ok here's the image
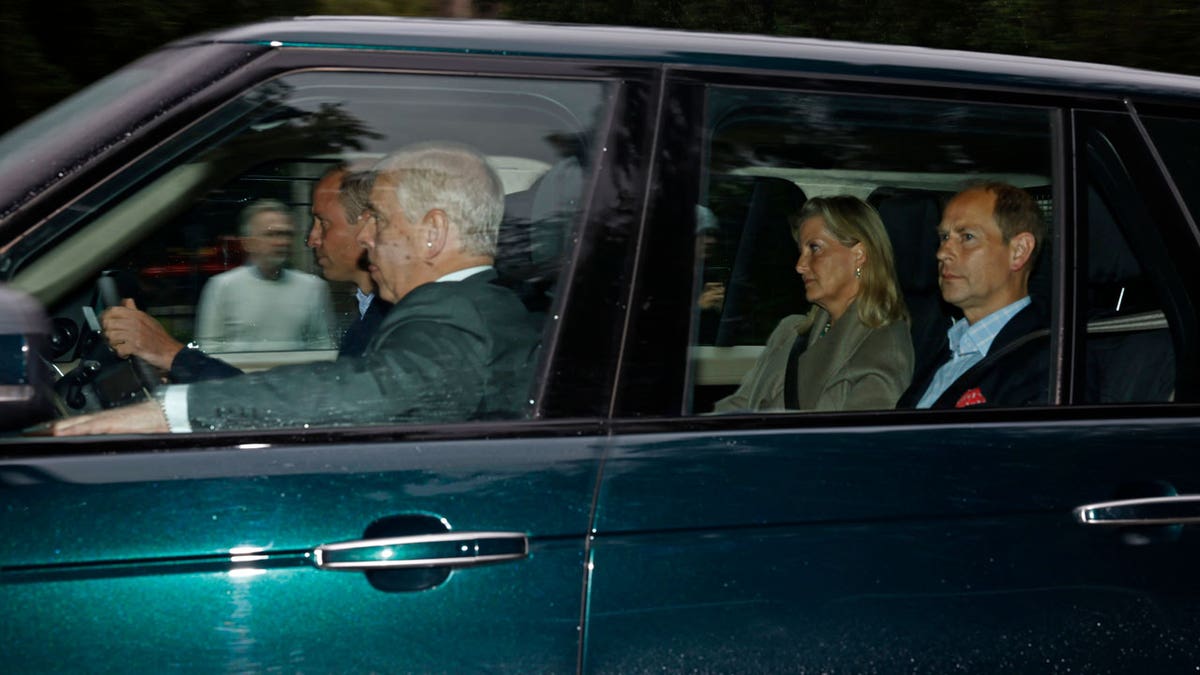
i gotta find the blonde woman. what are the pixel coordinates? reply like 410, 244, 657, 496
715, 195, 914, 412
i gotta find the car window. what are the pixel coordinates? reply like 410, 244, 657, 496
687, 87, 1055, 414
5, 70, 613, 432
1078, 114, 1199, 404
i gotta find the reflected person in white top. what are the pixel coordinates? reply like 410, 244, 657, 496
193, 199, 335, 353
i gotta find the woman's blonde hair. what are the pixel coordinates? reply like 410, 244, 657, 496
791, 195, 908, 328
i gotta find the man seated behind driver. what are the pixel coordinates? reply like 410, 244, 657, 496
897, 181, 1049, 409
54, 142, 542, 434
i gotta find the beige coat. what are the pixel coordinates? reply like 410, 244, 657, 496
714, 303, 914, 412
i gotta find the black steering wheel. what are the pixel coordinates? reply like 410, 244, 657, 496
96, 275, 161, 394
52, 274, 159, 412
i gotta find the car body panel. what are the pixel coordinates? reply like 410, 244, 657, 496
198, 18, 1200, 102
586, 417, 1200, 671
1, 433, 606, 672
2, 16, 1200, 674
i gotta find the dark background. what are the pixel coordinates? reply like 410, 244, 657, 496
5, 0, 1200, 134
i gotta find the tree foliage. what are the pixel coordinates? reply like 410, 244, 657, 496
503, 0, 1200, 78
5, 0, 1200, 134
0, 0, 436, 133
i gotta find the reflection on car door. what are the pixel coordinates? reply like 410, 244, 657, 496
1, 436, 602, 672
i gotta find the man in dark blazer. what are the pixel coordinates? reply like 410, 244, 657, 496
55, 142, 541, 434
898, 182, 1049, 409
101, 164, 391, 382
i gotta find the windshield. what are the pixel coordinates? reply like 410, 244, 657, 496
0, 43, 263, 222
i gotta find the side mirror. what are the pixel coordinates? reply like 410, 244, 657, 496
0, 285, 56, 432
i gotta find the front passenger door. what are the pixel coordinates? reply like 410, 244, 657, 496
0, 49, 654, 672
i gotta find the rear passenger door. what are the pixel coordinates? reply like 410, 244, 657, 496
583, 70, 1200, 672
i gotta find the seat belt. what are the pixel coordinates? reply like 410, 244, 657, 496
783, 333, 809, 410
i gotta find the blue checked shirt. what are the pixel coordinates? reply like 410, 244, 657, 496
916, 296, 1031, 409
355, 287, 375, 319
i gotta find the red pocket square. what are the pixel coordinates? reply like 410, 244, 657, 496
955, 387, 987, 408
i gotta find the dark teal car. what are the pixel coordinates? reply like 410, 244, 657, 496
3, 17, 1200, 672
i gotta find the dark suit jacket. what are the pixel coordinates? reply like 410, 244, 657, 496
182, 269, 541, 430
169, 295, 393, 383
898, 302, 1050, 409
337, 295, 392, 357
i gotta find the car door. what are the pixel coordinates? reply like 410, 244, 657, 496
583, 70, 1200, 672
0, 44, 656, 672
2, 435, 602, 672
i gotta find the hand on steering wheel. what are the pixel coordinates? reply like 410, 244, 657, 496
95, 276, 164, 395
101, 299, 185, 373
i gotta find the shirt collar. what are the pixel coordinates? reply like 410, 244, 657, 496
947, 296, 1031, 358
436, 265, 492, 283
354, 288, 375, 319
246, 263, 285, 281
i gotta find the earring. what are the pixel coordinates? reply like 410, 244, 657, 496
855, 267, 861, 278
427, 242, 433, 248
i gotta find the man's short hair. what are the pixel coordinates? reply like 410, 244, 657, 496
313, 161, 375, 226
968, 181, 1044, 256
317, 161, 349, 184
373, 142, 504, 258
238, 198, 292, 237
339, 170, 376, 225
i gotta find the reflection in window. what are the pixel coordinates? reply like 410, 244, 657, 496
12, 72, 612, 431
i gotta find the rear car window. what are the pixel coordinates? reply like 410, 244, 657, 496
688, 87, 1055, 414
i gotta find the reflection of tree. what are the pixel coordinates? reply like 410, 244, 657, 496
504, 0, 1200, 82
10, 1, 1200, 137
210, 82, 384, 162
708, 95, 1047, 175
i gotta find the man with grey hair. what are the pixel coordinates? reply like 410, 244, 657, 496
53, 142, 541, 434
194, 198, 335, 354
360, 142, 504, 304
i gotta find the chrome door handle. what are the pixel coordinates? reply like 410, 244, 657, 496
312, 531, 528, 571
1074, 495, 1200, 526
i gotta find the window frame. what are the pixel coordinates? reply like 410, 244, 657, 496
614, 66, 1163, 425
0, 48, 662, 453
1071, 107, 1200, 405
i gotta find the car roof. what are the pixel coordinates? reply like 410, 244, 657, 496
188, 16, 1200, 103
